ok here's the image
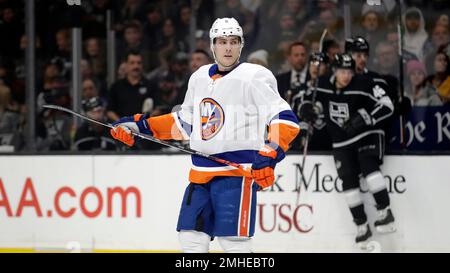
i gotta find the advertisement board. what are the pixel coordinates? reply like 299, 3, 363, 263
1, 154, 449, 252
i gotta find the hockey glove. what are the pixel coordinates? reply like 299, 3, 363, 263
343, 108, 373, 138
396, 97, 412, 116
251, 142, 285, 189
298, 121, 312, 139
110, 114, 153, 146
297, 101, 318, 124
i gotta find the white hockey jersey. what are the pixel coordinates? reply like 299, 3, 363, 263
145, 63, 300, 183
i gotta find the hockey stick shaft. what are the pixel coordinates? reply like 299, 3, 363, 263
397, 0, 406, 148
296, 29, 328, 205
43, 104, 252, 178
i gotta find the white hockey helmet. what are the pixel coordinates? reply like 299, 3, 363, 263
209, 17, 244, 45
209, 17, 244, 64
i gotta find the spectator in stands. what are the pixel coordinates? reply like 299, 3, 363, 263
74, 96, 118, 151
107, 50, 157, 121
80, 59, 93, 81
117, 20, 151, 72
285, 0, 310, 27
36, 86, 72, 151
265, 0, 309, 41
175, 4, 192, 52
435, 14, 449, 29
151, 72, 180, 117
215, 0, 255, 36
422, 50, 450, 105
194, 30, 210, 52
0, 5, 22, 59
143, 4, 163, 70
14, 34, 44, 106
143, 4, 163, 45
424, 24, 450, 73
247, 49, 269, 68
276, 42, 309, 103
83, 0, 118, 38
36, 62, 68, 113
321, 8, 343, 40
84, 37, 106, 79
405, 60, 429, 106
157, 18, 189, 68
270, 14, 299, 70
52, 29, 72, 79
118, 0, 146, 24
322, 39, 341, 63
190, 49, 212, 73
374, 41, 399, 76
403, 7, 428, 61
170, 52, 190, 92
117, 61, 127, 80
82, 78, 100, 101
355, 3, 387, 65
0, 84, 21, 151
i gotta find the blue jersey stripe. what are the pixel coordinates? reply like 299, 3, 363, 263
192, 150, 258, 167
271, 110, 299, 124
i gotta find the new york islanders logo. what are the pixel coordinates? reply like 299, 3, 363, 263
200, 98, 224, 140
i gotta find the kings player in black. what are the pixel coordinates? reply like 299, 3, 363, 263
299, 53, 397, 249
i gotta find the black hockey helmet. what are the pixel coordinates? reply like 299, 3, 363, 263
345, 36, 370, 54
82, 96, 104, 112
331, 53, 355, 71
309, 52, 328, 65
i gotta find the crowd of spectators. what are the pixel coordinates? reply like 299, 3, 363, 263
0, 0, 448, 152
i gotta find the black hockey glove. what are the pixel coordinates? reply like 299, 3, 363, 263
297, 102, 318, 123
396, 97, 412, 116
343, 109, 373, 138
298, 121, 312, 139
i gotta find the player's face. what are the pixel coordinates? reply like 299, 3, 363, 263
335, 69, 354, 89
309, 61, 327, 80
213, 36, 241, 69
352, 52, 368, 73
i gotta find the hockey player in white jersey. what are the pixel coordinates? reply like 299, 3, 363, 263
110, 18, 300, 253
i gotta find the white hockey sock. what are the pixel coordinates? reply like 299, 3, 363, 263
365, 171, 387, 194
218, 236, 252, 253
344, 188, 363, 208
178, 230, 211, 253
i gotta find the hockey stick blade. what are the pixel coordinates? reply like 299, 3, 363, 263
43, 104, 252, 178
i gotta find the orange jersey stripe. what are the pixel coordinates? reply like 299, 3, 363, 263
239, 177, 252, 237
268, 123, 300, 151
146, 113, 186, 140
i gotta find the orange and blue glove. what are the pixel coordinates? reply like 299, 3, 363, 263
110, 114, 153, 147
251, 142, 285, 189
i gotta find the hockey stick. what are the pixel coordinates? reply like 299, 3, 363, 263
43, 104, 253, 178
396, 0, 406, 148
296, 29, 328, 206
